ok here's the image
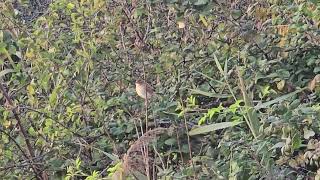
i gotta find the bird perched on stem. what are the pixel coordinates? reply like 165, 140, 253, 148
135, 79, 154, 100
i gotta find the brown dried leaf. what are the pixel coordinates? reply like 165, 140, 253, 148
308, 74, 320, 91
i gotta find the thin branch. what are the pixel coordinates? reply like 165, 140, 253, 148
0, 128, 28, 159
121, 1, 150, 51
143, 4, 152, 41
0, 82, 45, 179
0, 162, 44, 172
179, 96, 197, 179
20, 106, 84, 138
175, 130, 184, 164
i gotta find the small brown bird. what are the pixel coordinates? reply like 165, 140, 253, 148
135, 79, 154, 100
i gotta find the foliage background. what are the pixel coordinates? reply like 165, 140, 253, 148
1, 0, 320, 179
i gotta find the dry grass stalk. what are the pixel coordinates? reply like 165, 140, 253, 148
122, 127, 168, 177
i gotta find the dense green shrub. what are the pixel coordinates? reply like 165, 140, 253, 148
1, 0, 320, 179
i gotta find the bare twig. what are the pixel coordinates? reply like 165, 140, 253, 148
142, 63, 150, 180
0, 162, 44, 172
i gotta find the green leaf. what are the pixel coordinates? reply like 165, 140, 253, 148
193, 70, 225, 85
5, 150, 13, 159
231, 9, 242, 19
255, 88, 307, 110
198, 115, 208, 125
189, 121, 243, 136
292, 134, 302, 149
303, 128, 315, 140
75, 158, 81, 169
194, 0, 208, 6
28, 127, 36, 136
260, 85, 270, 98
212, 52, 224, 74
45, 119, 53, 127
2, 134, 9, 143
165, 138, 176, 146
189, 89, 231, 98
0, 42, 6, 52
229, 100, 243, 113
49, 89, 58, 107
66, 3, 75, 9
133, 7, 145, 18
49, 159, 64, 170
314, 67, 320, 73
208, 105, 223, 118
91, 147, 119, 161
270, 142, 285, 150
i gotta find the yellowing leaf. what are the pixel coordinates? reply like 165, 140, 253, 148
308, 79, 316, 91
3, 120, 12, 128
277, 25, 289, 47
280, 51, 289, 58
199, 14, 208, 27
255, 7, 269, 21
67, 3, 75, 9
27, 84, 35, 95
277, 25, 289, 36
278, 37, 287, 47
277, 80, 286, 91
303, 118, 312, 125
25, 48, 35, 59
48, 47, 56, 53
177, 21, 185, 29
94, 0, 105, 9
307, 4, 316, 11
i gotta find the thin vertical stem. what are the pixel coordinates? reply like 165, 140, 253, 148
0, 82, 45, 179
179, 96, 197, 179
142, 57, 150, 179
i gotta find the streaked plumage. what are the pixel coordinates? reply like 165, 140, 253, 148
135, 79, 154, 99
